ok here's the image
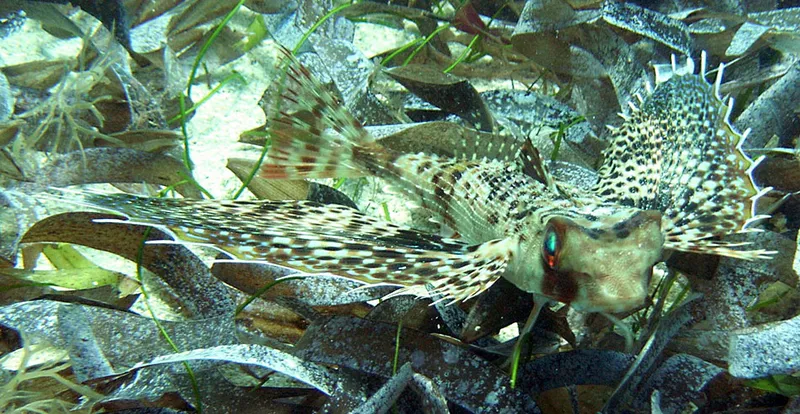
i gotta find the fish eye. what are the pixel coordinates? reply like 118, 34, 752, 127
542, 227, 559, 269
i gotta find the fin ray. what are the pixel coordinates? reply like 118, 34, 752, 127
593, 55, 769, 259
72, 193, 510, 302
260, 48, 373, 180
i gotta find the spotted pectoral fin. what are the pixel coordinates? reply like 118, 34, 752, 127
73, 193, 467, 251
592, 109, 662, 208
594, 54, 770, 260
67, 192, 513, 301
214, 235, 515, 305
380, 238, 516, 304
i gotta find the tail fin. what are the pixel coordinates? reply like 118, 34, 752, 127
261, 48, 384, 180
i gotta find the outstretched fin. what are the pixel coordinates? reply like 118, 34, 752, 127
261, 48, 383, 180
593, 53, 772, 260
72, 192, 513, 303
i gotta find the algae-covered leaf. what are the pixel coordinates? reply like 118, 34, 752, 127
726, 22, 770, 56
307, 39, 396, 125
228, 293, 309, 344
306, 181, 359, 209
1, 59, 72, 90
0, 268, 122, 291
729, 313, 800, 378
56, 303, 116, 383
667, 328, 731, 365
228, 157, 358, 208
101, 367, 331, 413
0, 273, 54, 305
128, 344, 339, 395
17, 238, 136, 299
510, 30, 603, 78
50, 0, 132, 49
166, 0, 233, 37
373, 121, 481, 158
518, 349, 634, 394
39, 148, 201, 198
13, 2, 84, 41
135, 0, 245, 65
0, 149, 23, 182
126, 0, 183, 26
601, 1, 692, 54
0, 121, 20, 148
482, 89, 602, 166
460, 277, 536, 343
410, 372, 449, 414
753, 153, 800, 193
548, 160, 598, 189
21, 212, 234, 317
718, 51, 798, 94
42, 244, 97, 270
212, 261, 396, 307
604, 297, 700, 412
430, 287, 468, 337
747, 375, 800, 397
633, 354, 724, 413
244, 0, 293, 14
690, 231, 797, 330
94, 130, 182, 153
2, 303, 238, 410
511, 0, 601, 77
295, 315, 540, 412
128, 5, 176, 55
688, 18, 729, 34
386, 65, 494, 132
350, 362, 413, 414
749, 7, 800, 32
0, 192, 22, 267
366, 295, 427, 326
0, 71, 12, 122
0, 191, 45, 268
338, 2, 447, 57
0, 300, 237, 375
577, 24, 648, 117
737, 60, 800, 150
453, 2, 487, 35
514, 0, 594, 32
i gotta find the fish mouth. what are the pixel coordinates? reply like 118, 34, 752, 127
541, 266, 652, 313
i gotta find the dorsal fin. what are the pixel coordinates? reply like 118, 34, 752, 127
260, 47, 373, 180
453, 126, 523, 164
519, 138, 557, 192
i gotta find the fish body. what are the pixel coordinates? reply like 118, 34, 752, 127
73, 50, 769, 313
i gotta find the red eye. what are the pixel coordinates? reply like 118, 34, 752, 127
542, 227, 559, 269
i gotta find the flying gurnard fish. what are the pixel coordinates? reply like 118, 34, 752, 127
62, 49, 771, 317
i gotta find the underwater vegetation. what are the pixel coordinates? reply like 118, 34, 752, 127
0, 0, 799, 412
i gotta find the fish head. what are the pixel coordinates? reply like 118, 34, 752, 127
509, 207, 664, 313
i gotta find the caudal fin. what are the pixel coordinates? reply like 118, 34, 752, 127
260, 48, 384, 180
